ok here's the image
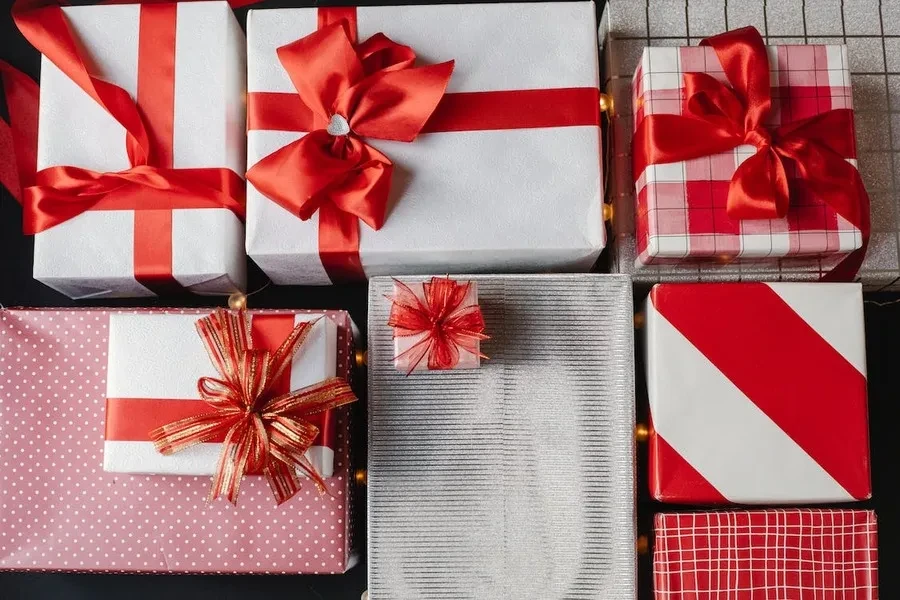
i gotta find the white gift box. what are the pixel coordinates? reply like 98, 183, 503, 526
33, 1, 247, 299
103, 312, 339, 478
392, 279, 481, 373
245, 2, 604, 285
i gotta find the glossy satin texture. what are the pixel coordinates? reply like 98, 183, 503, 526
246, 17, 454, 282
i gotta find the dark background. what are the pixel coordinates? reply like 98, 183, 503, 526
1, 0, 896, 598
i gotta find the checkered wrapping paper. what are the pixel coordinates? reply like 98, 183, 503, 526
654, 510, 879, 599
603, 0, 900, 290
632, 42, 863, 266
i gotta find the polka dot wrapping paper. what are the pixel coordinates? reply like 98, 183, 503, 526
0, 308, 357, 574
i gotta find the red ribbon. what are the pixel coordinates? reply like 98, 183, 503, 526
633, 27, 870, 281
388, 277, 489, 375
0, 59, 38, 204
8, 0, 246, 294
246, 7, 601, 283
147, 310, 357, 506
246, 12, 455, 283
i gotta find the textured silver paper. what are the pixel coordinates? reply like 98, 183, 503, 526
367, 274, 636, 600
603, 0, 900, 291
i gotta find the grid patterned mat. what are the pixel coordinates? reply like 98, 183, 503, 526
603, 0, 900, 290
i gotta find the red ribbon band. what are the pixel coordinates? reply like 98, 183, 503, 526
246, 8, 601, 283
104, 314, 334, 450
632, 27, 870, 281
9, 0, 247, 295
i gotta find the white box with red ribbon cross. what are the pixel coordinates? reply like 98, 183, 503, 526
646, 282, 871, 504
103, 311, 347, 479
31, 1, 246, 299
244, 2, 605, 285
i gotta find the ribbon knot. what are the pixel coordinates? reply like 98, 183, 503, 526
744, 127, 771, 150
149, 310, 357, 505
388, 277, 489, 375
633, 26, 870, 279
246, 21, 454, 282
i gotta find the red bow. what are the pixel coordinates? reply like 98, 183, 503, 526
633, 27, 869, 279
149, 310, 357, 505
388, 277, 489, 375
246, 22, 454, 282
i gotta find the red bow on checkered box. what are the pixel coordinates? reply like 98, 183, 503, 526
632, 27, 869, 280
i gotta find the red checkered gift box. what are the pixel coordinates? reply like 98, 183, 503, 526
654, 510, 878, 600
632, 40, 863, 267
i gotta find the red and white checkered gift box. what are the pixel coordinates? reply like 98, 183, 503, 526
632, 42, 863, 267
647, 283, 871, 504
654, 510, 878, 600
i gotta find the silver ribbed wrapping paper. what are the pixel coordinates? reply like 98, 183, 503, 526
367, 274, 636, 600
603, 0, 900, 291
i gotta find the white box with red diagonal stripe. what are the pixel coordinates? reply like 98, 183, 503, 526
646, 282, 871, 504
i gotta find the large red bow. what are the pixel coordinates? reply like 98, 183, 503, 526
149, 310, 357, 506
246, 22, 454, 282
388, 277, 489, 375
633, 27, 869, 279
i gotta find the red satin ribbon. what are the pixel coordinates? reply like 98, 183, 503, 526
247, 8, 602, 283
388, 277, 489, 375
633, 27, 870, 281
105, 314, 334, 450
9, 0, 246, 294
247, 10, 455, 283
0, 59, 38, 204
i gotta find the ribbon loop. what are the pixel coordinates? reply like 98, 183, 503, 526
633, 26, 869, 278
149, 310, 358, 505
247, 15, 453, 282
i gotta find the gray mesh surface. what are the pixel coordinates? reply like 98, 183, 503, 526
367, 274, 636, 600
603, 0, 900, 291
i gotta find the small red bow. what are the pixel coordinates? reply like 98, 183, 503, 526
149, 310, 357, 505
388, 277, 489, 375
246, 22, 454, 281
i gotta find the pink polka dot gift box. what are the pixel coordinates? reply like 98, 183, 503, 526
0, 308, 359, 574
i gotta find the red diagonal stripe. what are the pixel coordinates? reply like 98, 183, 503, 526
649, 416, 728, 504
652, 283, 871, 500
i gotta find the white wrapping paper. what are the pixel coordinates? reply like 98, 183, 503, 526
33, 1, 247, 299
245, 2, 604, 285
103, 312, 338, 477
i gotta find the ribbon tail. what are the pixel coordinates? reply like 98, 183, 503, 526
318, 201, 366, 283
0, 60, 38, 203
264, 458, 302, 506
727, 148, 790, 220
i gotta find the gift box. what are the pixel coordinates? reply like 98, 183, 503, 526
646, 282, 871, 504
103, 312, 340, 478
388, 277, 485, 373
632, 32, 866, 268
0, 308, 357, 574
367, 274, 636, 599
654, 510, 878, 599
30, 2, 246, 299
245, 2, 605, 285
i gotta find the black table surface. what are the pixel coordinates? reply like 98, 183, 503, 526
1, 0, 897, 598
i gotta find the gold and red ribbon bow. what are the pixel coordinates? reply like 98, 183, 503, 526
632, 26, 870, 280
8, 0, 246, 293
149, 310, 357, 505
388, 277, 489, 375
246, 21, 454, 283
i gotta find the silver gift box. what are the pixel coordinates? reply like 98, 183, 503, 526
602, 0, 900, 291
366, 274, 636, 600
